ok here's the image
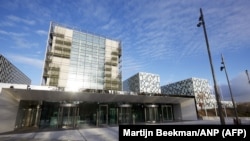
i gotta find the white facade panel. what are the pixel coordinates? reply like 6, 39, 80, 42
123, 72, 161, 94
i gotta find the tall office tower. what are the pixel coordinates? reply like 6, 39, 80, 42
42, 22, 122, 91
0, 54, 31, 84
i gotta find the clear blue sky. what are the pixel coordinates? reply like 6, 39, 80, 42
0, 0, 249, 102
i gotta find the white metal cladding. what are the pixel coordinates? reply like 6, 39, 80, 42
161, 77, 233, 109
161, 77, 211, 96
123, 72, 161, 94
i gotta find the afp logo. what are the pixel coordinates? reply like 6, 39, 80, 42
222, 129, 246, 138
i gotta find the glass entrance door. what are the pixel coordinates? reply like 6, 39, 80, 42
20, 108, 37, 127
99, 105, 108, 125
109, 108, 117, 125
118, 104, 132, 124
161, 105, 173, 121
145, 104, 159, 123
58, 103, 79, 128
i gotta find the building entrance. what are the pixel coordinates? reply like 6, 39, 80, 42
57, 103, 79, 128
145, 104, 159, 123
18, 108, 38, 127
161, 105, 173, 121
98, 104, 108, 125
118, 104, 132, 124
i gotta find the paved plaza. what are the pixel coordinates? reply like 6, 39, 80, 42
0, 119, 249, 141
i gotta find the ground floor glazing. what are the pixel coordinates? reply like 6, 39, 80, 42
15, 100, 175, 129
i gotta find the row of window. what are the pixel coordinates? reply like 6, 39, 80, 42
68, 68, 104, 75
73, 31, 106, 45
72, 38, 120, 50
72, 40, 105, 48
46, 61, 105, 71
68, 74, 104, 80
70, 48, 105, 57
71, 43, 105, 51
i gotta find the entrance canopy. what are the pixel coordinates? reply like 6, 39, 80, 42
2, 88, 195, 104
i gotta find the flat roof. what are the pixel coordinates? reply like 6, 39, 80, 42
2, 88, 195, 104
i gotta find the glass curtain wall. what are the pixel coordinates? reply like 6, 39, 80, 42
161, 105, 174, 121
67, 31, 105, 91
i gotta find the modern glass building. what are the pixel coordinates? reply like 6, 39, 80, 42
0, 22, 198, 133
0, 54, 31, 84
42, 22, 122, 92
